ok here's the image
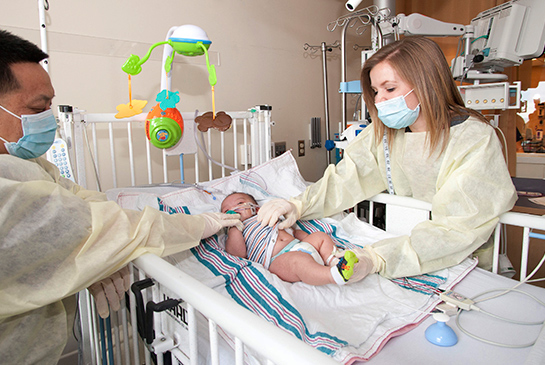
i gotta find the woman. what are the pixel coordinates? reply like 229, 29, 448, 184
258, 36, 517, 279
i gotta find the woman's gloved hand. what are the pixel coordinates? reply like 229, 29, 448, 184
88, 265, 131, 319
201, 212, 243, 238
257, 199, 300, 229
334, 246, 382, 283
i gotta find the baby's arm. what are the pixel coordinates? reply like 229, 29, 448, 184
293, 229, 309, 241
225, 227, 247, 258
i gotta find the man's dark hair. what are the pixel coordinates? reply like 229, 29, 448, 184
0, 29, 49, 95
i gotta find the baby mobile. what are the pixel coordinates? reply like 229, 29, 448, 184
115, 25, 232, 153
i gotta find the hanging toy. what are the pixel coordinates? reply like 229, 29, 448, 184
119, 25, 224, 153
115, 75, 148, 118
145, 89, 183, 148
145, 102, 184, 149
195, 111, 232, 132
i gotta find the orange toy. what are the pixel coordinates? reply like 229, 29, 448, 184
145, 103, 184, 149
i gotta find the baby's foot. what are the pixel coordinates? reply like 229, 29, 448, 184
336, 251, 359, 282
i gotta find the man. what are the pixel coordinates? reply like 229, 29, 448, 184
0, 29, 241, 364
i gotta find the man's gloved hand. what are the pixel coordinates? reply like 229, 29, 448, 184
257, 199, 300, 229
334, 246, 381, 283
88, 265, 131, 319
201, 212, 243, 238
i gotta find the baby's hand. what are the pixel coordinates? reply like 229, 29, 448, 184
226, 210, 244, 231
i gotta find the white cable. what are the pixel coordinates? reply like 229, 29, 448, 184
460, 60, 474, 86
494, 124, 509, 167
474, 246, 545, 303
82, 121, 102, 192
455, 309, 540, 348
471, 288, 545, 325
450, 36, 464, 78
455, 287, 545, 348
453, 248, 545, 348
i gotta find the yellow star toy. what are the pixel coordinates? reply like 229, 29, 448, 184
115, 99, 148, 119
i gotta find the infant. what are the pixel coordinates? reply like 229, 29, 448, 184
221, 192, 358, 285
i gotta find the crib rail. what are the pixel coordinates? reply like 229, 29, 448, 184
58, 105, 273, 191
129, 254, 338, 365
493, 212, 545, 281
81, 254, 338, 365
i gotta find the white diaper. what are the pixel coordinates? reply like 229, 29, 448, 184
270, 239, 324, 265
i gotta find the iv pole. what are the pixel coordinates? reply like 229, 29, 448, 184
321, 42, 339, 165
328, 5, 389, 130
303, 41, 340, 165
37, 0, 49, 72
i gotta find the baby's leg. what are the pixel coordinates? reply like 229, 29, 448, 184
300, 232, 337, 264
269, 252, 335, 285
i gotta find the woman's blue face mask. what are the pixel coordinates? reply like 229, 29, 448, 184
375, 89, 420, 130
0, 105, 57, 159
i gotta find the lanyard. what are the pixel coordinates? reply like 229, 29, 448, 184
382, 131, 395, 195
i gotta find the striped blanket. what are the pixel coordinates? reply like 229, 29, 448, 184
167, 214, 476, 364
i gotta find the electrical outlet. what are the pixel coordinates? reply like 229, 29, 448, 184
298, 140, 305, 157
274, 141, 286, 157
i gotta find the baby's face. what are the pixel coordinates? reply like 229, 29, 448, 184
221, 193, 257, 221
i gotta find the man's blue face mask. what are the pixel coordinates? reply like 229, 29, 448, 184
0, 105, 57, 159
375, 89, 421, 130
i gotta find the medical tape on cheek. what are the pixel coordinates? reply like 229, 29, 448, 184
233, 202, 259, 215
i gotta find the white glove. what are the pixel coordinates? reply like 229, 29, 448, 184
257, 199, 300, 229
88, 265, 131, 319
201, 212, 243, 238
335, 247, 380, 283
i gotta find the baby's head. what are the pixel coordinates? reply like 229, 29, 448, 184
221, 192, 259, 221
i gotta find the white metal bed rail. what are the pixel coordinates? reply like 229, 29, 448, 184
494, 212, 545, 281
58, 105, 273, 191
365, 193, 545, 282
129, 254, 339, 365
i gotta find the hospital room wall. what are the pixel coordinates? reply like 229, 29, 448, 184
0, 0, 517, 185
0, 0, 347, 183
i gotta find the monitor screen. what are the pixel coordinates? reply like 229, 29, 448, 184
469, 0, 545, 72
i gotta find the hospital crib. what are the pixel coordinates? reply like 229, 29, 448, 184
60, 106, 545, 364
58, 105, 337, 365
60, 105, 275, 191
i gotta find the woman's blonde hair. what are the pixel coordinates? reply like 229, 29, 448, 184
361, 36, 488, 153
